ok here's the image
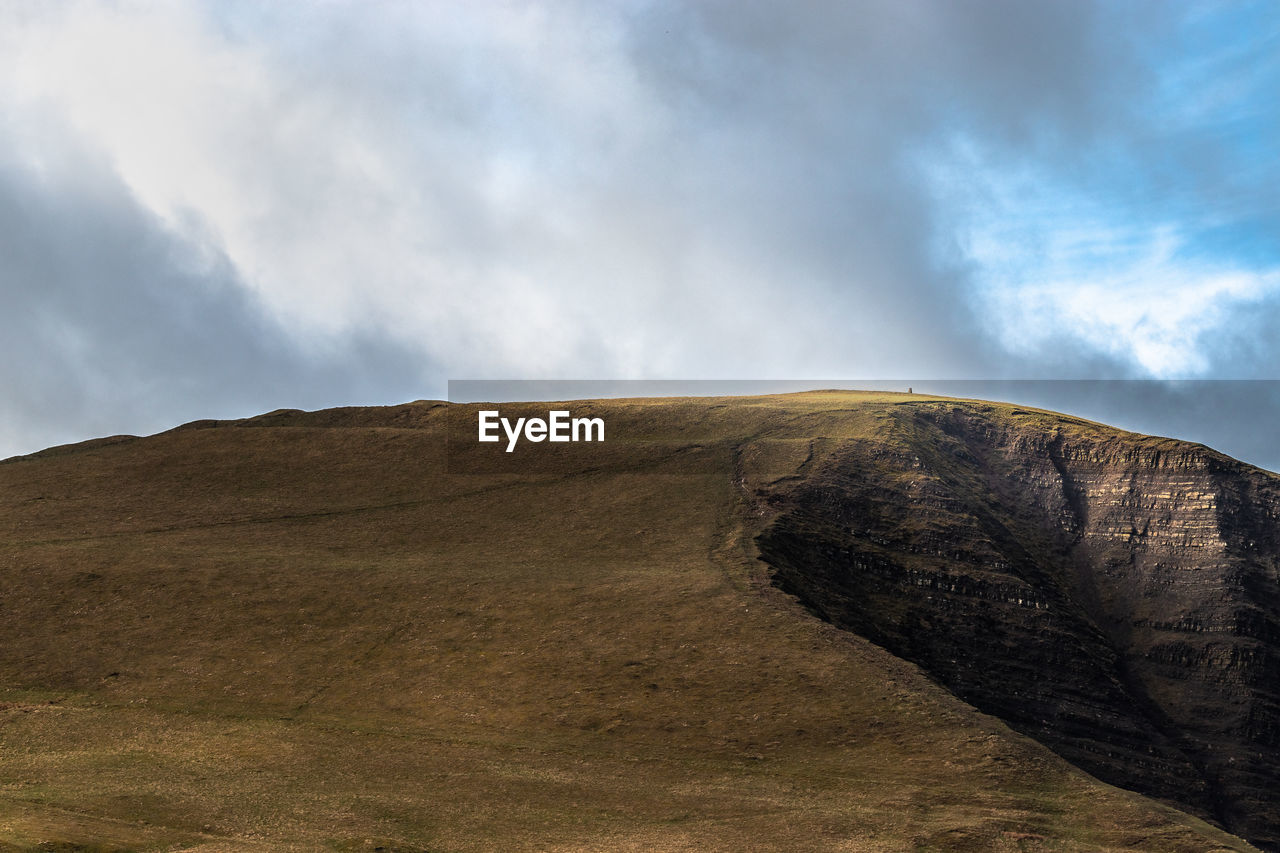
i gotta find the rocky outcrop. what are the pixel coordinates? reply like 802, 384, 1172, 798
755, 402, 1280, 850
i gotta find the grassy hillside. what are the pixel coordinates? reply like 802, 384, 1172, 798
0, 392, 1258, 851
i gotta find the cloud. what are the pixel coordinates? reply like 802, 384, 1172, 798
970, 218, 1280, 378
0, 2, 1117, 368
935, 1, 1280, 380
0, 1, 1277, 457
0, 123, 429, 456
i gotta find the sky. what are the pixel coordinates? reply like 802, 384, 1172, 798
2, 1, 1280, 465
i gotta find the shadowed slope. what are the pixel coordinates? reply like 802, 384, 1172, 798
755, 398, 1280, 849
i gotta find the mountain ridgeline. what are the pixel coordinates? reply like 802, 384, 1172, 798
754, 401, 1280, 849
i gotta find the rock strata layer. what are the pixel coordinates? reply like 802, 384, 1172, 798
756, 402, 1280, 850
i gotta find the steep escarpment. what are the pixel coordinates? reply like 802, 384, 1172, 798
755, 402, 1280, 850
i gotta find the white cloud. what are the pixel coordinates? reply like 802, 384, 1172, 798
0, 1, 677, 371
988, 256, 1280, 377
931, 130, 1280, 378
3, 0, 1074, 393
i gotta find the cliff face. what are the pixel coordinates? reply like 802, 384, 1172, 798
755, 402, 1280, 849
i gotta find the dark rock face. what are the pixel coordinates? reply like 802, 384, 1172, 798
756, 403, 1280, 850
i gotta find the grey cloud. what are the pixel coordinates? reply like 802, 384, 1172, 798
603, 0, 1142, 376
239, 0, 1140, 379
1202, 294, 1280, 379
0, 136, 429, 458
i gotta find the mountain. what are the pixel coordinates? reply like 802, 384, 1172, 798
0, 392, 1270, 851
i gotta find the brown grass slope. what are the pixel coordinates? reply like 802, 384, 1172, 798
0, 392, 1259, 851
